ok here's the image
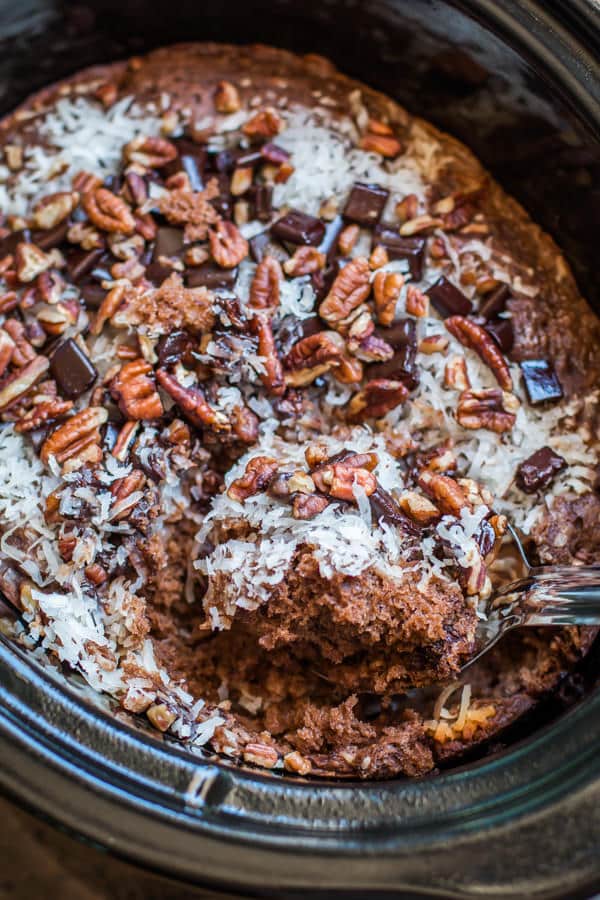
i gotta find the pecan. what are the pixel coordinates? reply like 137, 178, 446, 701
15, 242, 61, 283
335, 351, 364, 384
445, 315, 512, 390
58, 534, 77, 561
37, 301, 78, 336
3, 319, 35, 366
359, 132, 402, 157
123, 135, 178, 168
251, 313, 285, 395
230, 404, 260, 444
283, 750, 311, 775
230, 167, 253, 197
85, 564, 108, 586
243, 742, 279, 769
40, 406, 108, 466
399, 214, 443, 236
338, 224, 360, 256
67, 221, 104, 250
155, 368, 229, 431
352, 333, 395, 363
419, 333, 449, 355
417, 470, 471, 516
227, 455, 279, 502
108, 233, 145, 260
283, 246, 325, 277
0, 355, 49, 411
209, 220, 249, 268
284, 331, 343, 371
242, 108, 284, 139
405, 285, 429, 318
135, 212, 158, 241
185, 245, 210, 267
456, 388, 517, 433
346, 307, 375, 346
444, 355, 471, 391
292, 493, 330, 519
348, 378, 408, 421
369, 244, 389, 269
249, 256, 281, 310
458, 477, 493, 508
72, 170, 102, 193
312, 460, 377, 502
0, 292, 18, 314
36, 270, 65, 305
398, 491, 440, 524
4, 144, 23, 171
214, 80, 241, 113
373, 270, 403, 326
15, 397, 73, 432
395, 193, 419, 223
94, 81, 118, 108
285, 363, 331, 387
147, 703, 177, 732
110, 360, 163, 420
0, 329, 15, 376
111, 419, 139, 461
110, 257, 145, 281
123, 171, 148, 206
91, 281, 128, 335
110, 469, 146, 520
33, 191, 79, 229
319, 257, 371, 326
82, 187, 135, 234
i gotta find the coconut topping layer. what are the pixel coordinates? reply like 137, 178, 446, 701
0, 43, 598, 779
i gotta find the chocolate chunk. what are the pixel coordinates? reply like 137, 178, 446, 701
317, 215, 344, 264
212, 147, 262, 173
484, 318, 514, 354
66, 248, 104, 283
517, 446, 567, 493
31, 220, 70, 251
377, 318, 417, 351
248, 184, 273, 222
157, 330, 195, 367
102, 421, 120, 453
520, 359, 563, 404
479, 283, 511, 320
343, 183, 389, 227
145, 261, 174, 285
49, 338, 97, 398
311, 260, 339, 303
185, 263, 237, 289
370, 320, 419, 389
79, 279, 107, 309
0, 228, 31, 259
476, 518, 497, 557
370, 486, 417, 533
210, 173, 233, 220
373, 224, 425, 280
153, 226, 185, 261
249, 231, 289, 264
271, 210, 326, 246
175, 139, 208, 191
428, 275, 473, 317
260, 143, 291, 165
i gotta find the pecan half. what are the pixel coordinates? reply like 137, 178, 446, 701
33, 191, 79, 229
230, 403, 260, 444
242, 108, 284, 139
214, 80, 241, 113
227, 455, 279, 502
249, 255, 281, 310
456, 388, 517, 433
445, 315, 512, 390
373, 270, 403, 326
338, 224, 360, 256
312, 460, 377, 502
417, 470, 471, 517
123, 136, 178, 168
283, 246, 325, 277
0, 355, 49, 411
40, 406, 107, 466
110, 469, 146, 520
319, 257, 371, 326
284, 331, 343, 371
156, 368, 229, 431
110, 360, 163, 420
348, 378, 408, 421
395, 193, 419, 223
251, 313, 285, 395
209, 220, 248, 268
405, 285, 429, 317
15, 397, 73, 432
82, 187, 135, 234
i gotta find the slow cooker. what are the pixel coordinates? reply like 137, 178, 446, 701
0, 1, 599, 897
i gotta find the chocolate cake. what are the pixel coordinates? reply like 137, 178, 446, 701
0, 43, 598, 779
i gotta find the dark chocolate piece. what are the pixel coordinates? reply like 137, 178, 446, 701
153, 226, 185, 261
248, 184, 273, 222
145, 261, 174, 285
343, 183, 389, 227
156, 330, 195, 368
66, 248, 104, 283
49, 338, 97, 399
479, 283, 511, 320
271, 210, 326, 246
185, 264, 237, 290
370, 320, 419, 389
373, 224, 425, 280
79, 279, 107, 309
210, 173, 233, 220
517, 446, 567, 493
476, 518, 497, 557
260, 143, 291, 165
428, 275, 473, 317
520, 359, 563, 404
311, 260, 339, 303
249, 231, 289, 264
484, 318, 514, 354
178, 140, 208, 191
31, 220, 70, 251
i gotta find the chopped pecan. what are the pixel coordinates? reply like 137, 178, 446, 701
15, 397, 73, 432
209, 220, 249, 268
456, 388, 517, 433
155, 368, 229, 432
395, 193, 419, 223
444, 355, 471, 391
230, 403, 260, 444
227, 455, 279, 502
110, 469, 146, 520
405, 285, 429, 317
419, 333, 449, 355
242, 108, 284, 139
91, 281, 128, 335
284, 330, 343, 371
230, 167, 253, 196
346, 307, 375, 346
214, 80, 241, 113
243, 742, 279, 768
399, 214, 443, 236
94, 81, 118, 108
37, 301, 78, 336
359, 131, 402, 158
36, 270, 65, 305
417, 470, 471, 517
82, 187, 135, 234
369, 244, 389, 269
0, 355, 49, 411
147, 703, 177, 732
292, 493, 330, 520
3, 319, 35, 366
352, 333, 395, 363
123, 135, 178, 168
67, 221, 104, 250
312, 459, 377, 502
251, 312, 285, 395
335, 351, 364, 384
108, 233, 145, 261
33, 191, 79, 229
111, 419, 139, 461
40, 406, 107, 466
398, 491, 440, 524
249, 255, 281, 310
283, 246, 325, 277
15, 242, 61, 283
319, 257, 371, 326
348, 378, 408, 421
110, 360, 163, 420
0, 329, 15, 376
338, 224, 360, 256
445, 315, 512, 390
373, 270, 403, 326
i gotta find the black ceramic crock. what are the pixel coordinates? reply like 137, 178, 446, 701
0, 1, 599, 897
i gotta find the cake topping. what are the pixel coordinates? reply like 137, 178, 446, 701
517, 446, 567, 493
520, 359, 564, 404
